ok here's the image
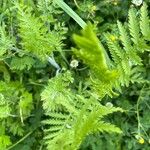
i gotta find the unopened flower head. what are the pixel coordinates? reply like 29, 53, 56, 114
110, 35, 117, 42
70, 59, 79, 68
91, 5, 97, 12
138, 137, 144, 144
113, 1, 118, 6
132, 0, 143, 6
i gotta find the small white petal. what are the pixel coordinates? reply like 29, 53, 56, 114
66, 124, 72, 129
106, 102, 113, 108
70, 59, 79, 68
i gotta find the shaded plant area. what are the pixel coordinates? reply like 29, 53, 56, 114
0, 0, 150, 150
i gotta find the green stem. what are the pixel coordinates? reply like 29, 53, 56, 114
74, 0, 80, 8
7, 131, 33, 150
136, 85, 144, 135
55, 0, 86, 28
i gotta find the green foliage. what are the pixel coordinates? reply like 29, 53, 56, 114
71, 3, 150, 98
0, 24, 14, 59
0, 0, 149, 150
10, 56, 35, 70
140, 3, 150, 40
16, 3, 54, 61
73, 23, 119, 98
0, 80, 34, 149
41, 71, 122, 150
0, 135, 12, 150
41, 71, 74, 112
104, 3, 150, 87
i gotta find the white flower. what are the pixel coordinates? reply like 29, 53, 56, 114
105, 102, 113, 108
70, 59, 79, 68
132, 0, 143, 6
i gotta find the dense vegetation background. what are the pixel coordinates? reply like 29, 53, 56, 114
0, 0, 150, 150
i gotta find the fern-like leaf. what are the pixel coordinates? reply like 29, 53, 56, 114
41, 72, 122, 150
140, 3, 150, 40
10, 56, 35, 70
16, 3, 58, 61
128, 8, 140, 45
0, 24, 14, 58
